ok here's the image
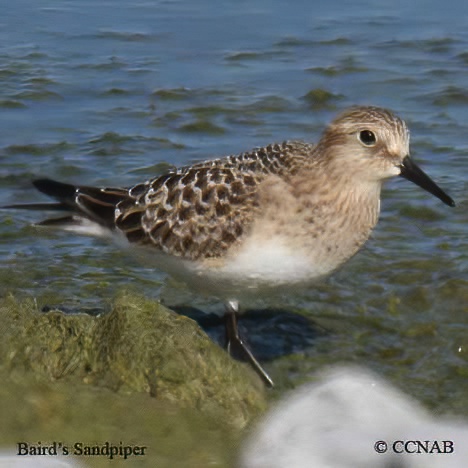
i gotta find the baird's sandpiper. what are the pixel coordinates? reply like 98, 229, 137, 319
5, 106, 455, 387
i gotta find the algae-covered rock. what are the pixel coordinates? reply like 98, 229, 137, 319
1, 293, 266, 422
0, 293, 267, 467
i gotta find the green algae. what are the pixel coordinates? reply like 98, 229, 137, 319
3, 141, 72, 156
101, 87, 130, 96
224, 51, 286, 62
399, 205, 445, 221
302, 88, 343, 110
178, 120, 226, 135
12, 90, 63, 101
151, 87, 192, 101
0, 99, 27, 109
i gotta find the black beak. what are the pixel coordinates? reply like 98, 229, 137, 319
399, 156, 455, 207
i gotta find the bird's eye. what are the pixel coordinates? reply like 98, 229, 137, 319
358, 130, 377, 147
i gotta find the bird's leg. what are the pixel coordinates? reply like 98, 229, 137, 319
224, 300, 274, 388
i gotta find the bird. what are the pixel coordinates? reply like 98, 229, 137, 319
3, 106, 455, 387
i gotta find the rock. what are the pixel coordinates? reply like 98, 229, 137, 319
240, 365, 468, 468
0, 293, 266, 466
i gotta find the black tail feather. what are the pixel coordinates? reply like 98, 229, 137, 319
33, 179, 78, 206
3, 178, 131, 229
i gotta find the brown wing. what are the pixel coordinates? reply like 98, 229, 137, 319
115, 166, 260, 259
181, 140, 312, 175
115, 141, 314, 260
15, 141, 311, 250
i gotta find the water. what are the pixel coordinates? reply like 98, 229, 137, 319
1, 0, 467, 409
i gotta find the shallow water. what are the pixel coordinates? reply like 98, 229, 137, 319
1, 1, 467, 410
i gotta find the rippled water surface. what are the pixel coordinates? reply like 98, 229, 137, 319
1, 1, 467, 408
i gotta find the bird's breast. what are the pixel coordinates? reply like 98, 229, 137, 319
218, 176, 382, 284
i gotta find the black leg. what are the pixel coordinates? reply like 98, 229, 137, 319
224, 300, 274, 388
